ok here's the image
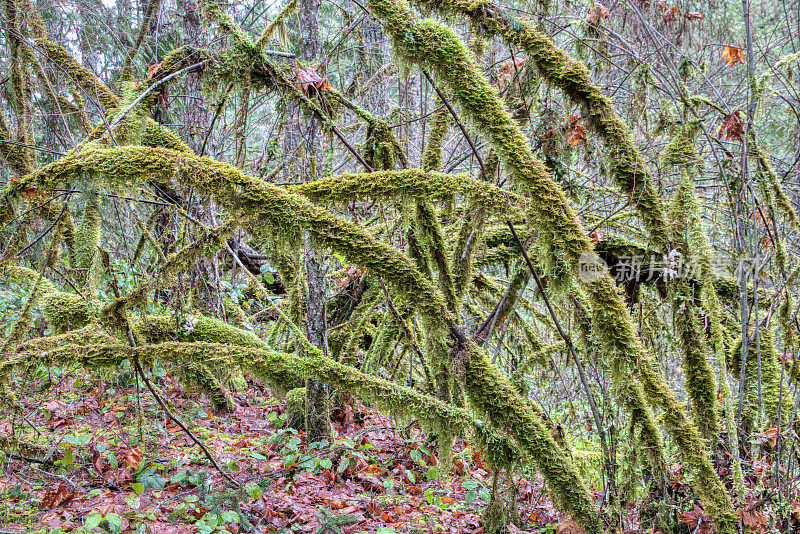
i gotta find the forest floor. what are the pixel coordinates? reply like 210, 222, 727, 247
0, 369, 582, 534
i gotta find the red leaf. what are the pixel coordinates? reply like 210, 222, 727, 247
718, 111, 744, 143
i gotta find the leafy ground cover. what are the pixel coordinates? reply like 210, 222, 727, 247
0, 367, 576, 534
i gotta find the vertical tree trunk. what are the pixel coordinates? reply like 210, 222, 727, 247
297, 0, 333, 441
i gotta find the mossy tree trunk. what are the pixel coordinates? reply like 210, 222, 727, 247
296, 0, 333, 443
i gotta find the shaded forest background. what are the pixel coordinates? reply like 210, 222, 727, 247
0, 0, 799, 531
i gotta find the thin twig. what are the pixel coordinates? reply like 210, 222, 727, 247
133, 358, 240, 487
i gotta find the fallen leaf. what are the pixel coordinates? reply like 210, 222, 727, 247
737, 507, 769, 532
121, 447, 143, 469
555, 519, 585, 534
679, 504, 716, 534
41, 484, 75, 509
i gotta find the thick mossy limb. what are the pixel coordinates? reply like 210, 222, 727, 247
668, 165, 720, 439
729, 328, 781, 430
672, 290, 720, 438
285, 386, 306, 429
18, 145, 453, 325
364, 1, 733, 526
585, 278, 736, 532
175, 362, 235, 412
74, 193, 102, 269
5, 340, 521, 465
1, 265, 93, 333
409, 0, 669, 248
413, 200, 458, 314
458, 343, 598, 528
287, 169, 521, 212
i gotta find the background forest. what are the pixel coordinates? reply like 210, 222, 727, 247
0, 0, 798, 531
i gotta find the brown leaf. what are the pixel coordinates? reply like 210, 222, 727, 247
92, 448, 106, 474
555, 519, 586, 534
496, 57, 527, 90
294, 65, 332, 96
586, 2, 610, 24
684, 11, 703, 20
22, 186, 47, 200
679, 505, 716, 534
721, 45, 746, 66
40, 484, 75, 509
566, 116, 587, 146
121, 446, 143, 469
147, 63, 162, 79
662, 6, 681, 21
737, 508, 769, 532
718, 111, 744, 143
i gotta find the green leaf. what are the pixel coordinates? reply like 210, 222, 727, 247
462, 479, 479, 490
319, 458, 333, 470
105, 512, 123, 534
245, 482, 262, 500
337, 457, 350, 473
250, 452, 266, 460
130, 482, 145, 495
84, 513, 103, 530
221, 510, 240, 524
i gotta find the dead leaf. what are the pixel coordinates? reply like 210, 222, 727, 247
662, 6, 681, 21
147, 63, 162, 79
679, 504, 716, 534
737, 507, 769, 532
496, 57, 527, 90
566, 116, 587, 146
41, 484, 75, 509
555, 519, 586, 534
294, 65, 332, 96
721, 45, 746, 66
718, 111, 744, 143
684, 11, 703, 20
586, 2, 610, 24
121, 447, 143, 469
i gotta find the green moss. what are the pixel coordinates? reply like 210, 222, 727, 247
408, 0, 669, 248
285, 387, 306, 429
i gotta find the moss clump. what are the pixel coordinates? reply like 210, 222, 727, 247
481, 497, 520, 534
285, 387, 306, 429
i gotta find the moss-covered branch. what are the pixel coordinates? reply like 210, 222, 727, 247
409, 0, 669, 248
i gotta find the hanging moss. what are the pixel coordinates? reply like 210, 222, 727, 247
407, 0, 669, 249
729, 327, 781, 430
285, 387, 306, 429
666, 136, 720, 439
421, 99, 450, 173
73, 192, 102, 269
